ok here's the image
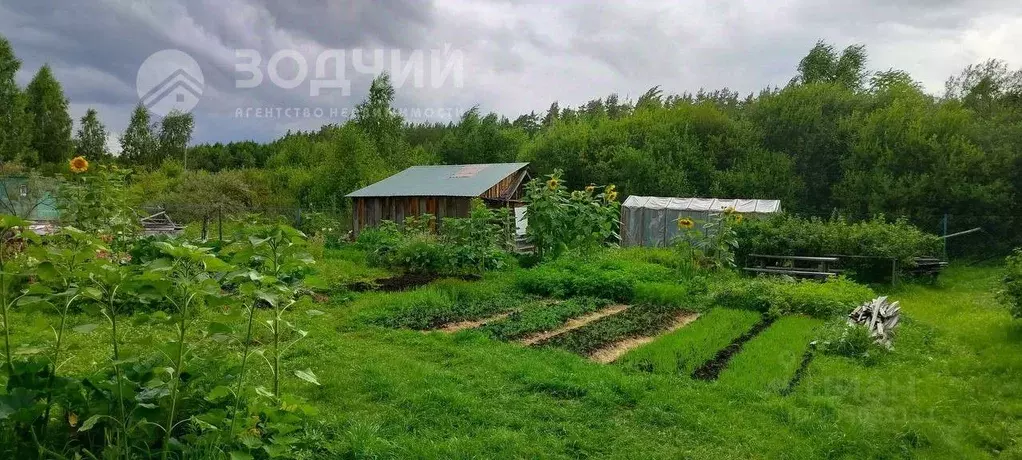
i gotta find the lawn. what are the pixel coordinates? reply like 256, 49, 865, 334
5, 250, 1021, 458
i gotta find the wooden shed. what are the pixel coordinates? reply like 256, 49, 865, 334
347, 163, 530, 236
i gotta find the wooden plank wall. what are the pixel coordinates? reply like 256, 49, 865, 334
352, 196, 473, 236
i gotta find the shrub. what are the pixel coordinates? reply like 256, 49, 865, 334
998, 249, 1022, 319
712, 276, 874, 318
735, 215, 942, 280
817, 320, 887, 365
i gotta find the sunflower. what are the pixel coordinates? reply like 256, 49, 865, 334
69, 156, 89, 173
585, 184, 596, 193
723, 206, 736, 215
546, 177, 560, 190
677, 217, 695, 230
734, 214, 744, 223
606, 190, 618, 202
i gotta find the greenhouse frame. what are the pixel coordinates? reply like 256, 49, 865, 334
620, 197, 782, 247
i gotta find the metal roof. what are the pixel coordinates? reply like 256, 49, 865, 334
621, 196, 782, 213
346, 163, 529, 198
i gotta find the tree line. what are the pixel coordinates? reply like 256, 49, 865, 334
0, 35, 195, 173
2, 34, 1020, 247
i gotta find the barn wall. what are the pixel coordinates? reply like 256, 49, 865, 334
481, 169, 528, 201
352, 196, 474, 237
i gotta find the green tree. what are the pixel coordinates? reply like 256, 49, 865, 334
354, 73, 406, 167
793, 40, 869, 90
74, 108, 108, 159
158, 110, 194, 167
25, 64, 73, 164
120, 103, 157, 166
0, 35, 31, 163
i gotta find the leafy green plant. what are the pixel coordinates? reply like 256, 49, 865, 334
817, 320, 887, 365
523, 170, 619, 260
56, 162, 140, 244
711, 276, 874, 318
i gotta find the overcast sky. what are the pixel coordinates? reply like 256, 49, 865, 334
2, 0, 1021, 148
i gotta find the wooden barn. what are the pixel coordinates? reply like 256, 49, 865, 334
347, 162, 530, 236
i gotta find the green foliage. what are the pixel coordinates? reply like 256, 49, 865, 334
56, 163, 140, 240
158, 110, 194, 167
0, 36, 32, 164
74, 108, 108, 160
353, 277, 521, 329
522, 170, 620, 259
735, 214, 942, 268
817, 320, 887, 365
120, 103, 157, 167
998, 249, 1022, 319
479, 297, 612, 341
515, 263, 634, 302
357, 202, 512, 275
537, 303, 689, 356
25, 65, 73, 165
712, 276, 874, 318
619, 308, 762, 375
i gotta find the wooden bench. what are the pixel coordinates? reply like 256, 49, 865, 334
743, 254, 840, 279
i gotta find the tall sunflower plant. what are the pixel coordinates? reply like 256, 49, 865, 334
57, 157, 140, 249
523, 169, 620, 260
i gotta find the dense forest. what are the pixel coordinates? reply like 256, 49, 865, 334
2, 35, 1020, 245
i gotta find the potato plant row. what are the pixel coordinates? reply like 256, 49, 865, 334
617, 308, 763, 375
536, 304, 690, 356
479, 297, 613, 341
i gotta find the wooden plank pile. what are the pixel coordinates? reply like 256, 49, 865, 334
848, 296, 900, 348
909, 257, 948, 277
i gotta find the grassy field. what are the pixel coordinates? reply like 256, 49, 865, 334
5, 253, 1021, 458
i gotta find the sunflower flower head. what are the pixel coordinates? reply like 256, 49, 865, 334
723, 206, 736, 215
546, 177, 560, 190
69, 156, 89, 173
734, 214, 744, 223
677, 217, 695, 230
606, 190, 618, 202
585, 184, 596, 194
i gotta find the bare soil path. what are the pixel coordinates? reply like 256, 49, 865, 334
438, 312, 513, 333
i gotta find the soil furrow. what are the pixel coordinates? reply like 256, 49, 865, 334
691, 316, 775, 380
588, 312, 700, 364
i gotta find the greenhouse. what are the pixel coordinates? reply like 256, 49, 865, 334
620, 197, 782, 247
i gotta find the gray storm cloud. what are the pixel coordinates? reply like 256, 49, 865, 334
0, 0, 1019, 145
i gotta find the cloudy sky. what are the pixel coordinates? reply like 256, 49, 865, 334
2, 0, 1021, 148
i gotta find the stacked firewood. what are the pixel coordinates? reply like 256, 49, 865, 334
848, 296, 900, 348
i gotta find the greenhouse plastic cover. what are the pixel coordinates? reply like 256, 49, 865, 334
620, 197, 781, 247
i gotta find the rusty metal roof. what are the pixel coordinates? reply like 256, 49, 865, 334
346, 163, 529, 198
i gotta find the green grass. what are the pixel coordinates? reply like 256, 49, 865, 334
538, 304, 690, 356
6, 248, 1022, 458
717, 315, 823, 392
618, 308, 762, 375
478, 297, 612, 341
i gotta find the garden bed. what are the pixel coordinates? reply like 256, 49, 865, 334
717, 316, 823, 392
589, 312, 700, 363
691, 315, 775, 380
348, 272, 481, 292
618, 308, 763, 375
518, 304, 628, 346
535, 304, 693, 357
478, 297, 616, 342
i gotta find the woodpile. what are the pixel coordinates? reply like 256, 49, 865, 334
848, 296, 900, 348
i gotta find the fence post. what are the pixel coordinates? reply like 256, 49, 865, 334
218, 205, 223, 242
201, 214, 208, 241
941, 213, 949, 260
